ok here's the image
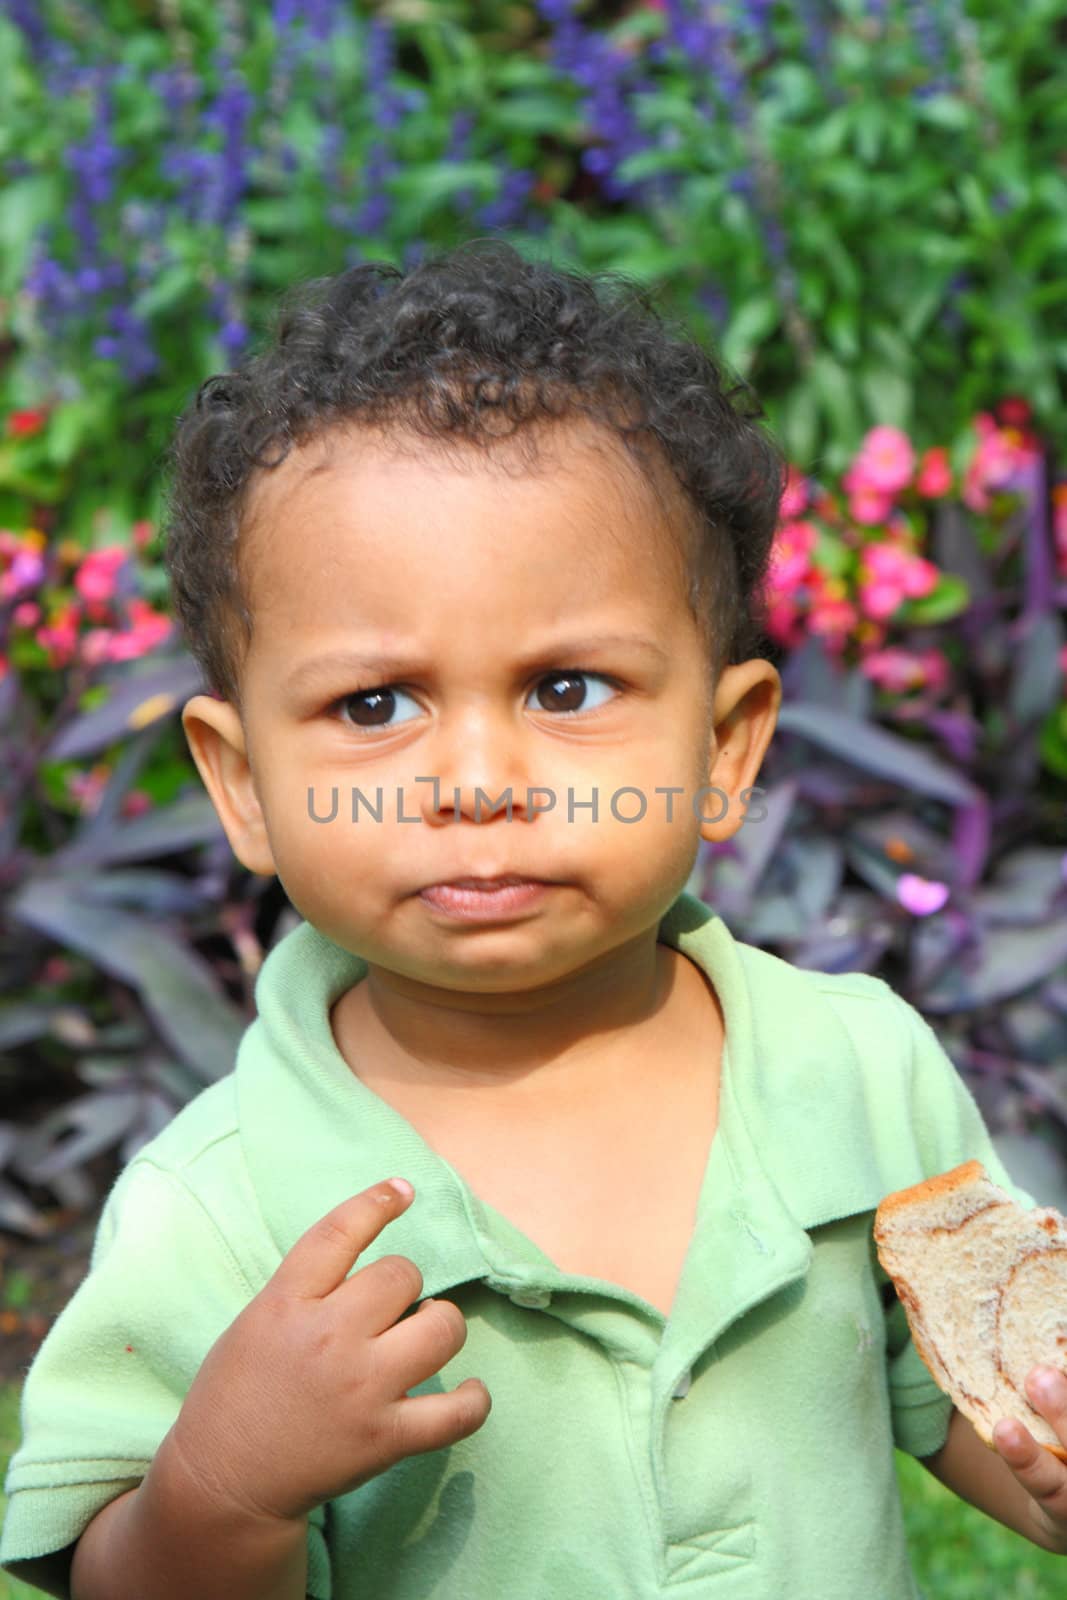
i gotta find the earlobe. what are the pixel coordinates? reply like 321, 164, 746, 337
180, 694, 277, 877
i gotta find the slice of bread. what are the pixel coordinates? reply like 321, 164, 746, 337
874, 1159, 1067, 1461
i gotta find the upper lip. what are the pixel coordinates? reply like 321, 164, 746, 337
421, 874, 549, 890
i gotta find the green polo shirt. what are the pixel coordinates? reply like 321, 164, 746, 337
1, 889, 1037, 1599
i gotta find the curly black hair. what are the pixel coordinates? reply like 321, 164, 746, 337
161, 238, 787, 709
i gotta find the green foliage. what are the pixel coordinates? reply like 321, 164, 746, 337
0, 0, 1064, 541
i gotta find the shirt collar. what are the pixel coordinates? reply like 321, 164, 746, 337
237, 890, 876, 1331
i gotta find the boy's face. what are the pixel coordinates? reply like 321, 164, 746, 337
181, 416, 780, 994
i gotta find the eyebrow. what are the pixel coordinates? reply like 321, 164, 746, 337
283, 634, 670, 692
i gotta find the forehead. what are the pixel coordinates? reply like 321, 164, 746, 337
239, 414, 694, 590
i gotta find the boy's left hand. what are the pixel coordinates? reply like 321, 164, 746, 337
993, 1365, 1067, 1554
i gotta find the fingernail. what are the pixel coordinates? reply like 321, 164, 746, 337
1031, 1366, 1061, 1398
389, 1177, 414, 1198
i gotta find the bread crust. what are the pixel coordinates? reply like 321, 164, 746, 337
874, 1160, 1067, 1464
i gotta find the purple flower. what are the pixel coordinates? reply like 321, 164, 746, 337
896, 874, 951, 916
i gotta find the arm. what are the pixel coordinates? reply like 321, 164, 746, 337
70, 1427, 309, 1600
919, 1405, 1062, 1553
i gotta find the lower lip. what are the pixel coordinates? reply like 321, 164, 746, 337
417, 881, 553, 920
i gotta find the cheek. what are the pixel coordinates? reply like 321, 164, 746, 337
262, 773, 377, 891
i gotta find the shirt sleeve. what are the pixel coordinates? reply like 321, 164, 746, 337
0, 1156, 331, 1600
879, 995, 1039, 1461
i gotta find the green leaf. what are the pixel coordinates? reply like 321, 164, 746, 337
809, 354, 859, 453
898, 283, 945, 343
858, 368, 913, 432
896, 573, 970, 625
825, 302, 859, 361
493, 96, 581, 137
775, 387, 819, 474
1039, 703, 1067, 780
391, 160, 498, 207
45, 399, 102, 469
0, 173, 60, 297
130, 261, 196, 322
852, 101, 886, 165
811, 532, 852, 577
616, 145, 699, 184
805, 105, 851, 160
913, 94, 971, 132
720, 297, 780, 373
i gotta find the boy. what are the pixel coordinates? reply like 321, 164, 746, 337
3, 239, 1066, 1599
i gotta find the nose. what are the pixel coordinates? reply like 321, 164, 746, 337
412, 704, 532, 827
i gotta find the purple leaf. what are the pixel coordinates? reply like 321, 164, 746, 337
13, 1091, 143, 1182
705, 777, 798, 916
9, 878, 246, 1080
54, 790, 227, 867
1006, 609, 1065, 728
951, 797, 991, 888
931, 500, 993, 602
75, 868, 213, 916
909, 907, 974, 993
920, 915, 1067, 1010
44, 655, 203, 761
971, 847, 1067, 924
775, 703, 979, 805
0, 1002, 64, 1050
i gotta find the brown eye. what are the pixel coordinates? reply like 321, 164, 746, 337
528, 671, 616, 714
337, 686, 421, 729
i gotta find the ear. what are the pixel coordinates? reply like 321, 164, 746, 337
180, 694, 277, 877
698, 660, 782, 845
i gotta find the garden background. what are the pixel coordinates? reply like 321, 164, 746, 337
2, 0, 1067, 1593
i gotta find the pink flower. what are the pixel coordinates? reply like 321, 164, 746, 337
916, 447, 953, 498
861, 646, 950, 693
918, 648, 950, 693
780, 466, 810, 519
896, 874, 950, 916
99, 599, 173, 661
768, 518, 818, 589
74, 545, 129, 604
132, 520, 154, 550
1, 548, 45, 598
902, 556, 939, 597
1059, 642, 1067, 677
847, 486, 895, 526
808, 595, 858, 649
857, 543, 939, 618
852, 425, 916, 494
67, 765, 110, 813
962, 422, 1037, 512
12, 600, 41, 627
80, 628, 114, 666
764, 595, 806, 647
35, 599, 80, 667
121, 789, 153, 818
857, 580, 903, 620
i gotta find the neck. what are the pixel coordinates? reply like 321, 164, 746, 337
330, 929, 685, 1097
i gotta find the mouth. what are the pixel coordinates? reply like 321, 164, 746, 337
423, 874, 549, 890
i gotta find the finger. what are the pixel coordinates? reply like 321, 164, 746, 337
386, 1374, 492, 1459
270, 1179, 415, 1299
341, 1252, 426, 1336
992, 1388, 1067, 1526
374, 1296, 472, 1394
